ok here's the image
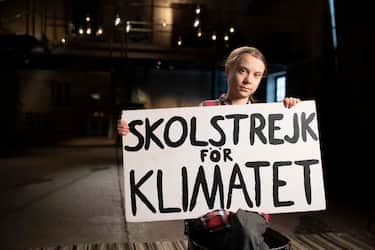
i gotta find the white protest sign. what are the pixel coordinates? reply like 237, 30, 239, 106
122, 100, 326, 222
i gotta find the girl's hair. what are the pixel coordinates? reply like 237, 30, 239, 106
225, 46, 267, 76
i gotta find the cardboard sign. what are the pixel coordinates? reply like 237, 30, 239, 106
122, 100, 325, 222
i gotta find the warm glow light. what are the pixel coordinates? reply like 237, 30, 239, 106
193, 18, 200, 28
79, 28, 84, 34
126, 21, 131, 33
86, 27, 91, 35
197, 30, 202, 37
85, 15, 90, 22
224, 35, 229, 41
154, 6, 173, 45
211, 33, 217, 40
114, 14, 121, 26
96, 27, 103, 35
195, 5, 201, 15
229, 26, 235, 33
90, 93, 101, 100
177, 37, 182, 46
61, 38, 66, 43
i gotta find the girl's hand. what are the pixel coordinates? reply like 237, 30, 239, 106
283, 97, 300, 108
117, 119, 130, 136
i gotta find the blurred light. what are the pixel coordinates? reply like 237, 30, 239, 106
86, 27, 91, 35
155, 60, 162, 69
197, 29, 202, 38
90, 93, 101, 100
195, 5, 201, 15
211, 33, 217, 41
162, 19, 167, 28
96, 27, 103, 35
61, 38, 66, 44
224, 35, 229, 41
229, 26, 235, 33
79, 27, 84, 34
24, 57, 30, 64
114, 14, 121, 26
126, 21, 131, 33
177, 37, 182, 46
85, 15, 91, 22
193, 18, 200, 28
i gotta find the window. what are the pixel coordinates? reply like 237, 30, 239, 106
275, 75, 286, 102
266, 72, 286, 103
328, 0, 337, 49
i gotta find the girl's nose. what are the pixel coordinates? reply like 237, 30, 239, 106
244, 74, 252, 84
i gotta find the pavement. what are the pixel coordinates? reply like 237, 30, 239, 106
0, 137, 374, 250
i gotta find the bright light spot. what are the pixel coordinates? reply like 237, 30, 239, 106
90, 93, 101, 100
114, 15, 121, 26
177, 38, 182, 46
126, 21, 131, 33
96, 27, 103, 35
193, 18, 200, 28
195, 5, 201, 15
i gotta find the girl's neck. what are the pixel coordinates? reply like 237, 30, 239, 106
227, 95, 251, 105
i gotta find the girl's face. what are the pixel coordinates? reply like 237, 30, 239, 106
226, 53, 265, 101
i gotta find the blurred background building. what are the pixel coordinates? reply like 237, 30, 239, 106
0, 0, 372, 204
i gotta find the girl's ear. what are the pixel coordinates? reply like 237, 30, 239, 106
225, 67, 230, 76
